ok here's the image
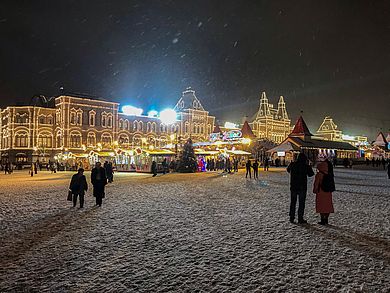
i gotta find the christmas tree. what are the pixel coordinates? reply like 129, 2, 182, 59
178, 138, 197, 173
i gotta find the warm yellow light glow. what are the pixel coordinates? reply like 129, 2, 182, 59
215, 141, 223, 146
141, 138, 147, 143
149, 145, 154, 150
170, 134, 175, 140
242, 138, 251, 145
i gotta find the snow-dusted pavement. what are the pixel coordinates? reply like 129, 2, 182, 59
0, 168, 389, 292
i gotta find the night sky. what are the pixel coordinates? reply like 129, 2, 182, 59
1, 1, 389, 139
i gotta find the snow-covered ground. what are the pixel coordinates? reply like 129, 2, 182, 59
0, 168, 389, 292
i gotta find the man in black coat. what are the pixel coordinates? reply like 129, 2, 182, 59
287, 153, 314, 224
91, 162, 107, 207
245, 160, 252, 178
69, 168, 88, 208
151, 161, 157, 177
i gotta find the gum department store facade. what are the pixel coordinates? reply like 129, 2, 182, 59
0, 88, 292, 169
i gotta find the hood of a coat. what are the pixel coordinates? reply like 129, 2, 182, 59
317, 161, 329, 174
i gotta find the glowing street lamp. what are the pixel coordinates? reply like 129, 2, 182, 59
159, 109, 177, 125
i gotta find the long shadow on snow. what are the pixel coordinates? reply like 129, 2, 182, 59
0, 206, 98, 268
301, 224, 390, 264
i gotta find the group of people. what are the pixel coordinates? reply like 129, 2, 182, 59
69, 161, 114, 208
2, 161, 13, 174
366, 157, 389, 170
287, 153, 335, 225
245, 158, 270, 179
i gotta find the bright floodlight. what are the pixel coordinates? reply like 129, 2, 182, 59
122, 105, 143, 116
159, 109, 177, 124
147, 110, 158, 118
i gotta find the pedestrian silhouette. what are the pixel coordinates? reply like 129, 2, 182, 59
287, 153, 314, 224
69, 168, 88, 208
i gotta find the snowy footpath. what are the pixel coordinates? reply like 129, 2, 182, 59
0, 168, 389, 292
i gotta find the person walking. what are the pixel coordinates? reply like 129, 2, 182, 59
287, 153, 314, 224
234, 158, 239, 172
245, 159, 252, 179
162, 158, 168, 174
151, 160, 157, 177
252, 159, 259, 179
313, 156, 335, 225
91, 162, 107, 207
264, 158, 269, 171
387, 161, 390, 179
69, 168, 88, 208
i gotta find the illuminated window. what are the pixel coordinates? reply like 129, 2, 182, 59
70, 132, 82, 148
101, 133, 112, 146
15, 132, 28, 147
38, 134, 52, 148
89, 111, 96, 126
87, 132, 96, 146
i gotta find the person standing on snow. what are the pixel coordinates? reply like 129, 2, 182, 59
252, 159, 259, 179
245, 159, 252, 179
287, 153, 314, 224
91, 162, 107, 207
313, 156, 335, 225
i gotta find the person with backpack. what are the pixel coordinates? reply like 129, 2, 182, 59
313, 155, 335, 225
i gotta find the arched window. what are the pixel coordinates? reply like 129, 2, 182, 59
101, 114, 107, 127
56, 131, 62, 148
147, 122, 152, 132
39, 115, 46, 124
56, 110, 61, 124
87, 132, 96, 147
101, 133, 112, 146
47, 115, 53, 124
160, 123, 166, 133
70, 110, 77, 125
89, 111, 96, 126
133, 120, 138, 131
70, 132, 82, 148
107, 115, 113, 128
185, 122, 189, 133
132, 134, 142, 146
118, 134, 130, 146
38, 133, 52, 148
76, 111, 83, 125
147, 136, 156, 146
138, 121, 143, 132
15, 113, 28, 124
124, 120, 129, 130
151, 122, 156, 132
14, 132, 28, 147
119, 119, 124, 129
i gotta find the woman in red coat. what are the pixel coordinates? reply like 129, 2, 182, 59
313, 157, 335, 225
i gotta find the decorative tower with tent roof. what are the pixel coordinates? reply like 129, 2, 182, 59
173, 87, 215, 143
250, 91, 291, 144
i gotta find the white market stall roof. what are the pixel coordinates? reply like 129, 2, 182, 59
267, 141, 298, 153
227, 150, 252, 155
143, 149, 176, 155
194, 149, 220, 155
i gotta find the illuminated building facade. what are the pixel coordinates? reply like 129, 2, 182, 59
249, 92, 291, 144
316, 116, 368, 147
0, 88, 215, 166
